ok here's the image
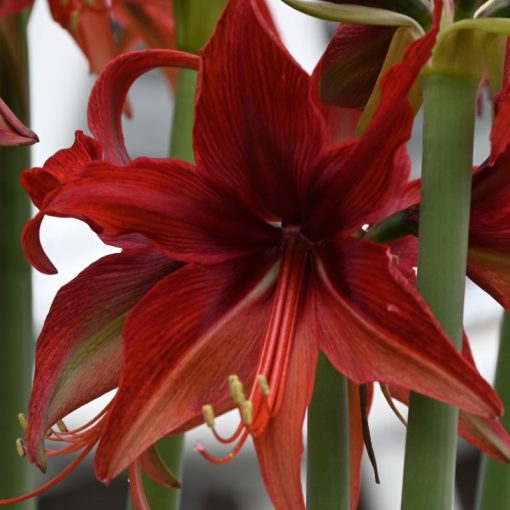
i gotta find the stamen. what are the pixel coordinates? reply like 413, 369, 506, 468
15, 438, 26, 458
256, 375, 270, 396
56, 420, 68, 433
202, 405, 215, 428
69, 10, 81, 31
228, 375, 246, 404
17, 413, 28, 432
240, 401, 253, 426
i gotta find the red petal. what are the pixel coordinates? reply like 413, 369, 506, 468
88, 49, 198, 165
41, 158, 279, 264
317, 24, 396, 109
307, 13, 440, 238
461, 414, 510, 462
25, 248, 179, 470
193, 0, 326, 220
94, 252, 279, 480
139, 445, 181, 488
0, 0, 32, 16
467, 246, 510, 311
0, 96, 38, 146
21, 131, 102, 208
314, 237, 502, 418
254, 298, 318, 510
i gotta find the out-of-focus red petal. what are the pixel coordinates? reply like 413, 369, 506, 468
254, 297, 318, 510
194, 0, 326, 220
314, 237, 502, 418
21, 131, 102, 208
0, 96, 37, 146
40, 158, 279, 264
139, 445, 181, 488
466, 246, 510, 311
113, 0, 176, 88
94, 253, 279, 480
0, 0, 32, 16
318, 24, 396, 109
25, 248, 179, 470
88, 49, 198, 165
307, 8, 440, 238
47, 0, 118, 75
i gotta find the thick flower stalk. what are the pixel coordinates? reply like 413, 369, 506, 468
1, 0, 506, 509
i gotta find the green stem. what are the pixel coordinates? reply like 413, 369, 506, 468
307, 354, 350, 510
475, 311, 510, 510
401, 74, 477, 510
0, 10, 34, 510
126, 67, 197, 510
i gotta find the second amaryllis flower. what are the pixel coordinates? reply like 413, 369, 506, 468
18, 1, 503, 509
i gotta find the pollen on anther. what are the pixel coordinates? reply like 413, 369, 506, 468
15, 438, 26, 458
240, 401, 253, 426
17, 413, 28, 432
56, 420, 68, 433
202, 405, 215, 428
256, 375, 270, 396
228, 375, 246, 404
69, 10, 81, 31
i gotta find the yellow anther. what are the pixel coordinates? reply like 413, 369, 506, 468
256, 375, 270, 396
16, 438, 26, 458
46, 428, 53, 438
228, 375, 246, 404
56, 420, 68, 433
84, 0, 95, 6
202, 405, 215, 428
69, 10, 81, 31
17, 413, 28, 432
240, 400, 253, 426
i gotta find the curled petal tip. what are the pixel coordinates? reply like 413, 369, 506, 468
0, 97, 39, 147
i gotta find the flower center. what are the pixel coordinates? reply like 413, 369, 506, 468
197, 231, 309, 463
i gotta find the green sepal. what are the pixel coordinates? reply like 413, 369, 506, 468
173, 0, 227, 54
280, 0, 425, 37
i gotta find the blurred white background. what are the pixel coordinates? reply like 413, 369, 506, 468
26, 0, 503, 508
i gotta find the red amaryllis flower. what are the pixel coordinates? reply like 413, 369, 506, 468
47, 0, 175, 76
0, 97, 37, 146
10, 1, 503, 509
379, 42, 510, 313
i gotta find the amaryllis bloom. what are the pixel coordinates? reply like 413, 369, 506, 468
376, 43, 510, 314
7, 0, 504, 509
0, 97, 37, 146
47, 0, 175, 76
